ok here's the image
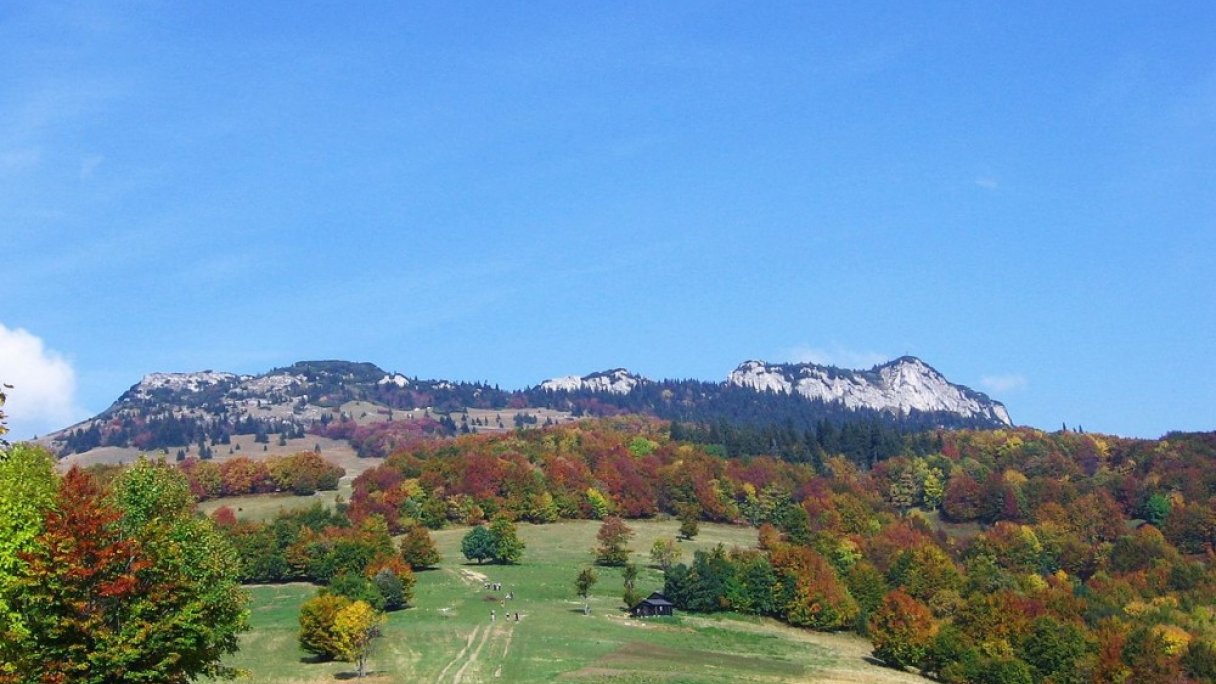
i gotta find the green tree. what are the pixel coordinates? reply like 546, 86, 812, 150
1142, 493, 1171, 528
585, 487, 611, 519
924, 623, 982, 683
1017, 615, 1092, 684
575, 567, 598, 615
110, 459, 249, 680
678, 505, 700, 540
489, 515, 525, 565
921, 468, 945, 511
889, 470, 917, 514
329, 573, 386, 611
777, 502, 810, 545
725, 549, 778, 616
845, 560, 889, 619
0, 443, 57, 644
622, 562, 641, 608
461, 525, 495, 564
400, 525, 441, 569
1181, 639, 1216, 683
649, 536, 681, 572
525, 491, 559, 523
975, 658, 1034, 684
109, 456, 196, 528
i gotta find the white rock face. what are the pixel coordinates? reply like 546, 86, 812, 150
991, 404, 1012, 425
131, 370, 316, 402
728, 357, 1011, 425
540, 375, 585, 392
540, 368, 644, 395
378, 374, 410, 388
131, 371, 238, 397
729, 361, 793, 394
240, 374, 304, 394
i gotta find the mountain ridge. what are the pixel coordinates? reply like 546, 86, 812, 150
42, 356, 1011, 457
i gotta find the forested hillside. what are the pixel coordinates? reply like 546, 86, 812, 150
11, 386, 1216, 681
286, 418, 1214, 683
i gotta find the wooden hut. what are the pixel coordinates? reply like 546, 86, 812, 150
630, 592, 675, 618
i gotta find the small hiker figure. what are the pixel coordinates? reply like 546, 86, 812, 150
490, 610, 496, 622
506, 591, 513, 600
514, 612, 519, 622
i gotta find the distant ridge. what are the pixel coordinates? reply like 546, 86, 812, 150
39, 356, 1010, 457
537, 356, 1009, 426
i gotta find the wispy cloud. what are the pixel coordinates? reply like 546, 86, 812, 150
0, 323, 87, 439
782, 344, 889, 369
981, 373, 1027, 394
974, 176, 999, 190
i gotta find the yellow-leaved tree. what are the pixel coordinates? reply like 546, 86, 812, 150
332, 600, 385, 679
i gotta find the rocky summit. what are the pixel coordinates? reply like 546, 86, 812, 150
726, 357, 1011, 425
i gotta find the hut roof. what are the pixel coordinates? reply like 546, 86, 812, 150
632, 592, 674, 609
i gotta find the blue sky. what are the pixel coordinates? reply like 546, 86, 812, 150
3, 2, 1214, 440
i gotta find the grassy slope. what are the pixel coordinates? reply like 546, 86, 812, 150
216, 520, 929, 684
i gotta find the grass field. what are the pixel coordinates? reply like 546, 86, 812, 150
213, 519, 929, 684
197, 489, 347, 522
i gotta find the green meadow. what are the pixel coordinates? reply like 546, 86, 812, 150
217, 520, 929, 683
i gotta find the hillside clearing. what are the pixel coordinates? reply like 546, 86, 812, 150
212, 519, 929, 683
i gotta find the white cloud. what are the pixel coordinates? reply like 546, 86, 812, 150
981, 374, 1027, 394
783, 344, 889, 369
0, 324, 86, 439
974, 176, 999, 190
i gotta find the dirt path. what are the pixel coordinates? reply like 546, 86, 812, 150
436, 625, 481, 683
453, 567, 490, 587
492, 619, 517, 678
452, 621, 499, 684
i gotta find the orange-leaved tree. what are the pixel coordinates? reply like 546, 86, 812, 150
868, 588, 936, 670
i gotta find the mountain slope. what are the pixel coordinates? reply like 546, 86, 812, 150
41, 356, 1011, 457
